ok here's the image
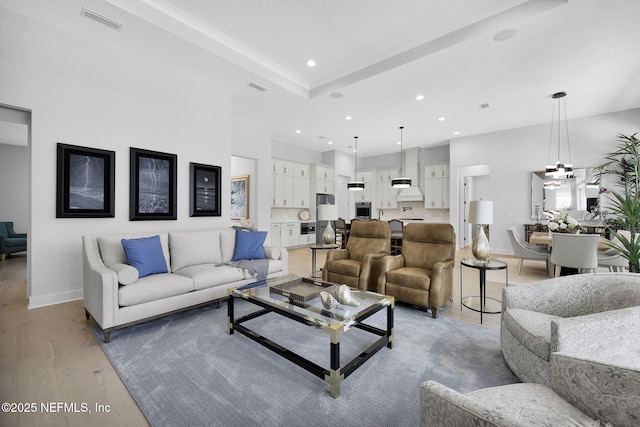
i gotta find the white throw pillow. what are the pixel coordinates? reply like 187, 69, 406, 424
108, 262, 139, 285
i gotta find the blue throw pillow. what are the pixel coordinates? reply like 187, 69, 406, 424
232, 229, 267, 261
121, 235, 168, 278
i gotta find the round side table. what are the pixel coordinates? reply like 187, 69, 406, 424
309, 244, 339, 278
460, 257, 508, 324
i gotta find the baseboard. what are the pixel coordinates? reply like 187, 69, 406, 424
28, 288, 83, 309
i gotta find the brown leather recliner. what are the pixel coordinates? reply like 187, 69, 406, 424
322, 220, 390, 290
377, 223, 455, 318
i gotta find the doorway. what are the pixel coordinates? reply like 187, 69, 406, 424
0, 104, 31, 299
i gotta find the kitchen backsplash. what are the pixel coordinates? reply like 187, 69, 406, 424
271, 208, 313, 223
377, 202, 450, 223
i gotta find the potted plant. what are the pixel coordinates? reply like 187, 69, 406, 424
595, 133, 640, 272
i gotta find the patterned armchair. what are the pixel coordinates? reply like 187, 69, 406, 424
0, 221, 27, 260
322, 220, 390, 290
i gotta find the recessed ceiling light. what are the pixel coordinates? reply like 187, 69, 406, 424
453, 131, 461, 135
438, 117, 446, 122
493, 29, 517, 42
306, 59, 316, 67
480, 103, 490, 109
330, 92, 343, 99
328, 141, 333, 145
397, 140, 402, 145
415, 94, 425, 101
345, 116, 352, 120
295, 130, 301, 134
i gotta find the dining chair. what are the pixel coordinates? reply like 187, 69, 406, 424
334, 218, 348, 249
506, 226, 552, 276
598, 230, 629, 272
549, 233, 599, 277
388, 219, 404, 255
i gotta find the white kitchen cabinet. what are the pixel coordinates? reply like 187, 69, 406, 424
294, 163, 310, 178
375, 168, 399, 209
293, 176, 310, 208
299, 233, 314, 245
354, 169, 374, 202
280, 223, 299, 248
273, 173, 294, 207
314, 164, 335, 194
424, 163, 450, 209
273, 159, 294, 176
269, 224, 281, 247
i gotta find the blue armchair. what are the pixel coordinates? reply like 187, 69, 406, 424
0, 221, 27, 260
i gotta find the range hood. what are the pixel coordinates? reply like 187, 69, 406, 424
396, 147, 424, 202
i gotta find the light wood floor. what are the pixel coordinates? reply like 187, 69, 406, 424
0, 248, 552, 427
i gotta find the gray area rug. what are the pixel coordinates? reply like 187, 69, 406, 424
93, 301, 519, 427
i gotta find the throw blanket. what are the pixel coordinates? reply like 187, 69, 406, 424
218, 258, 270, 282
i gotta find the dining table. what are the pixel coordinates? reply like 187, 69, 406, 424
529, 231, 613, 251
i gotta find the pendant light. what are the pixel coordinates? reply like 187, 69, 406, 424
348, 136, 365, 191
545, 92, 573, 178
391, 126, 411, 188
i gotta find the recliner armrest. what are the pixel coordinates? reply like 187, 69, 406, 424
377, 255, 405, 294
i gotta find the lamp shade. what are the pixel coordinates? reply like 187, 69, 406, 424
468, 200, 493, 225
318, 204, 339, 221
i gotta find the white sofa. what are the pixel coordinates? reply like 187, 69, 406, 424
82, 228, 288, 342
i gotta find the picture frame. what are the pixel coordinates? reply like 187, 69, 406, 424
189, 162, 222, 217
230, 175, 250, 220
56, 143, 115, 218
129, 147, 177, 221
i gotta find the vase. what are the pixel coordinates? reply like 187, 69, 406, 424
323, 221, 335, 244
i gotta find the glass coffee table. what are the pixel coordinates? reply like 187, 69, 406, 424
227, 274, 394, 398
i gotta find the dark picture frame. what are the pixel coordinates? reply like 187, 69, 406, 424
56, 143, 115, 218
129, 147, 177, 221
189, 162, 222, 217
230, 175, 250, 220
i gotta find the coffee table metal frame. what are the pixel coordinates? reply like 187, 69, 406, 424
227, 274, 394, 398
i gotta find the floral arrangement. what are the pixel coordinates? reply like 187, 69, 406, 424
547, 213, 582, 233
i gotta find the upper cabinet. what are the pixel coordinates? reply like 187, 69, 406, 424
375, 168, 399, 209
424, 163, 450, 209
273, 158, 310, 208
314, 164, 335, 194
354, 169, 374, 202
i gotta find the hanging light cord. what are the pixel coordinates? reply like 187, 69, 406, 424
562, 96, 572, 166
354, 136, 358, 175
399, 126, 404, 176
547, 99, 557, 167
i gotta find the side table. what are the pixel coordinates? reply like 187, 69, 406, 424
309, 244, 339, 278
460, 257, 508, 324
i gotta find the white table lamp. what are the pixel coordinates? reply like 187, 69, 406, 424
318, 204, 339, 244
468, 200, 493, 262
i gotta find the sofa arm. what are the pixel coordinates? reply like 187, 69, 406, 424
358, 252, 387, 291
263, 246, 288, 275
376, 255, 405, 294
82, 236, 119, 330
551, 352, 640, 426
420, 381, 497, 427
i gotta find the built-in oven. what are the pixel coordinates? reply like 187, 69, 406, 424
355, 202, 372, 220
300, 222, 316, 235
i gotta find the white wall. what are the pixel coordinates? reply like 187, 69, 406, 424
1, 9, 234, 307
0, 143, 28, 231
450, 108, 640, 255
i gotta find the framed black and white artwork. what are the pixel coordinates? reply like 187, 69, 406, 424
56, 143, 115, 218
189, 162, 221, 217
129, 147, 177, 220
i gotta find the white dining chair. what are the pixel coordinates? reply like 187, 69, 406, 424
506, 226, 553, 276
598, 230, 629, 272
550, 233, 599, 277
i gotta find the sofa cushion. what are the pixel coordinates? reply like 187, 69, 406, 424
502, 307, 562, 361
121, 235, 169, 278
220, 228, 236, 262
97, 232, 170, 268
232, 229, 267, 260
118, 273, 194, 306
386, 267, 431, 291
174, 264, 246, 290
108, 262, 139, 285
169, 230, 223, 272
5, 237, 27, 247
326, 258, 362, 278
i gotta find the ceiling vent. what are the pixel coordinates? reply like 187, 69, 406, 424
82, 8, 122, 30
